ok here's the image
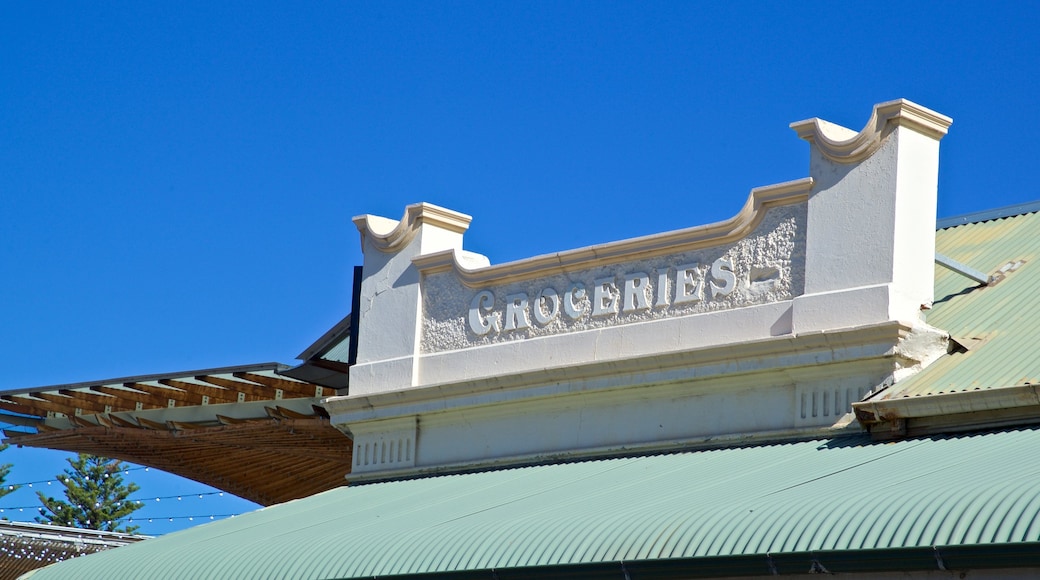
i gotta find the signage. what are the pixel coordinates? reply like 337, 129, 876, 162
468, 258, 736, 336
420, 203, 805, 354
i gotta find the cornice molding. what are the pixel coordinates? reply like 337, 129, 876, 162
326, 319, 913, 422
353, 202, 473, 254
412, 177, 813, 288
790, 99, 953, 164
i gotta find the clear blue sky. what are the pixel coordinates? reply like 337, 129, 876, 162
2, 2, 1038, 534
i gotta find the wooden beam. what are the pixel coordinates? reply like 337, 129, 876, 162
91, 385, 169, 409
274, 406, 316, 420
107, 414, 142, 429
133, 381, 210, 406
68, 414, 98, 428
3, 395, 80, 417
0, 399, 45, 418
168, 420, 212, 430
135, 416, 169, 430
216, 415, 260, 426
234, 372, 324, 398
59, 389, 136, 413
195, 375, 277, 400
30, 392, 110, 415
158, 379, 239, 404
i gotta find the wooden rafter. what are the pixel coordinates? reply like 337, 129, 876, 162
216, 414, 251, 425
168, 420, 210, 430
0, 399, 44, 418
136, 381, 212, 406
158, 379, 239, 404
136, 416, 168, 430
30, 392, 110, 415
68, 414, 98, 428
58, 389, 136, 413
91, 385, 169, 410
273, 406, 315, 420
107, 414, 142, 429
3, 396, 80, 417
195, 375, 282, 400
234, 372, 325, 398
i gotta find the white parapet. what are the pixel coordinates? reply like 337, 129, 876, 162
790, 99, 952, 332
349, 203, 476, 391
330, 100, 953, 480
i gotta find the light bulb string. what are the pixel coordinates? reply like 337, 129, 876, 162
0, 489, 234, 511
126, 513, 239, 522
11, 513, 243, 526
1, 466, 152, 491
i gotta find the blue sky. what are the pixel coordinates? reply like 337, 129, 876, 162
2, 2, 1038, 534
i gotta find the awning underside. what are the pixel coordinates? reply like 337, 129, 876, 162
9, 415, 351, 506
0, 364, 353, 505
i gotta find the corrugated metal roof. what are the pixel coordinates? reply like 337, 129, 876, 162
936, 200, 1040, 229
24, 426, 1040, 579
880, 209, 1040, 399
0, 521, 148, 580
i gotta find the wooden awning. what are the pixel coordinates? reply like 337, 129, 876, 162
0, 364, 353, 506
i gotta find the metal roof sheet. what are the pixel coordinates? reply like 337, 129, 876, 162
24, 426, 1040, 579
879, 209, 1040, 400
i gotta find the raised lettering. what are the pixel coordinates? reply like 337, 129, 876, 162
710, 258, 737, 298
533, 288, 560, 325
654, 270, 669, 309
468, 290, 498, 336
564, 282, 586, 320
674, 263, 703, 304
622, 272, 650, 312
503, 293, 531, 331
592, 277, 619, 317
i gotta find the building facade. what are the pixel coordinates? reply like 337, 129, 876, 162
14, 100, 1040, 578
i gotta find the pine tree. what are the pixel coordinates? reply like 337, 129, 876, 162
0, 443, 18, 499
36, 454, 142, 534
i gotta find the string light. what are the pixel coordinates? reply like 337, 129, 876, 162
0, 490, 241, 511
0, 470, 249, 532
127, 513, 239, 522
0, 466, 153, 491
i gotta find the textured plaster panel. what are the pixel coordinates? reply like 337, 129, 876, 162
416, 302, 794, 388
421, 204, 806, 354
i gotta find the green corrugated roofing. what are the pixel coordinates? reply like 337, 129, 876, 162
25, 426, 1040, 579
881, 209, 1040, 399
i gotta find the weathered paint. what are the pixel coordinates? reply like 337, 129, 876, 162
880, 209, 1040, 399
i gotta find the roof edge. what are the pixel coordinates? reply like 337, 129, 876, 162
344, 542, 1040, 579
0, 362, 292, 396
937, 199, 1040, 230
296, 314, 352, 361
